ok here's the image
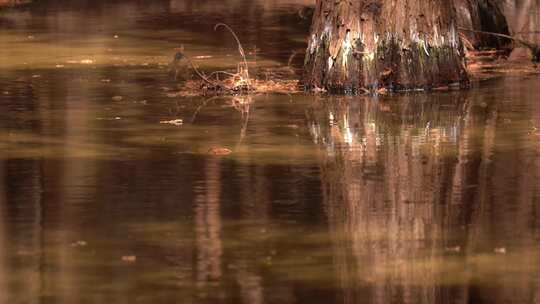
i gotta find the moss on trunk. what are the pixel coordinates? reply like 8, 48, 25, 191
303, 0, 469, 93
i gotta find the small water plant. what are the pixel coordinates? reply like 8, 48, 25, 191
170, 23, 254, 94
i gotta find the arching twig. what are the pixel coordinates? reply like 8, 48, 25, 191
214, 23, 251, 87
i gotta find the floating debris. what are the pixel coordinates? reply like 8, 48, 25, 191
121, 255, 137, 262
445, 246, 461, 253
208, 147, 232, 156
166, 92, 182, 98
160, 119, 183, 126
494, 247, 507, 254
70, 240, 87, 247
96, 117, 122, 121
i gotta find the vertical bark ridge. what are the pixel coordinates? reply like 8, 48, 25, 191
303, 0, 470, 93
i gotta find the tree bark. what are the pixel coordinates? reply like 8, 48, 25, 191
455, 0, 511, 49
302, 0, 469, 93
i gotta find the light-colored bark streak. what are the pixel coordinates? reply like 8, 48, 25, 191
304, 0, 469, 92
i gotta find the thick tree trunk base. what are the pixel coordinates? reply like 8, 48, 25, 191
302, 0, 470, 94
304, 37, 469, 93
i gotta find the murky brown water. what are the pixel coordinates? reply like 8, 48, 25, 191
1, 1, 540, 303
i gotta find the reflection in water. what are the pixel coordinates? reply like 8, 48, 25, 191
0, 161, 6, 304
1, 0, 540, 302
307, 84, 540, 303
195, 157, 223, 283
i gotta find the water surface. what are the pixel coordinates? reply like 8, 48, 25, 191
1, 1, 539, 303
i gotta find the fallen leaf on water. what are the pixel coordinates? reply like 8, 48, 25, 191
70, 240, 87, 247
445, 246, 461, 253
377, 87, 388, 94
208, 147, 232, 156
166, 92, 182, 98
122, 255, 137, 262
494, 247, 507, 254
160, 119, 183, 126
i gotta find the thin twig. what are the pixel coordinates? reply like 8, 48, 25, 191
287, 51, 297, 68
517, 31, 540, 35
458, 27, 539, 53
182, 54, 219, 87
214, 23, 251, 87
208, 71, 238, 79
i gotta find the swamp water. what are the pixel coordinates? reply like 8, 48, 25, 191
1, 1, 539, 303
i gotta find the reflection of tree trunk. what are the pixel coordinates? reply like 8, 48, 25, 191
464, 102, 496, 254
236, 165, 266, 304
237, 269, 264, 304
311, 96, 471, 304
461, 79, 540, 304
307, 93, 534, 303
195, 158, 223, 282
303, 0, 469, 92
309, 77, 540, 303
0, 160, 44, 304
0, 161, 7, 304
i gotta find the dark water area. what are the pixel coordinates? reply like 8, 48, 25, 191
1, 1, 540, 303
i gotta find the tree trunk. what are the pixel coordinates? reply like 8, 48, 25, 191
455, 0, 511, 49
302, 0, 469, 93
